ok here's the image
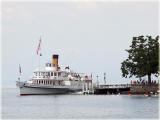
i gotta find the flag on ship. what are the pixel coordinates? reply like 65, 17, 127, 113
36, 38, 42, 56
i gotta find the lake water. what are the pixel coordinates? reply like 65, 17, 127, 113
1, 88, 159, 119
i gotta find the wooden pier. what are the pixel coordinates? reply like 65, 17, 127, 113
94, 84, 131, 94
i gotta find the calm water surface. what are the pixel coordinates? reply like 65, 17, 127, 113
2, 88, 159, 119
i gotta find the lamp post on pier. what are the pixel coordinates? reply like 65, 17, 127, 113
104, 73, 106, 85
96, 75, 99, 87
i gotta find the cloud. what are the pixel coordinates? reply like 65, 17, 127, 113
2, 2, 34, 22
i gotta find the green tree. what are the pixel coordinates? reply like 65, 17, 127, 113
121, 35, 159, 84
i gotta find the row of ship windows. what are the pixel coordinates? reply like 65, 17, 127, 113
34, 80, 62, 85
34, 72, 63, 77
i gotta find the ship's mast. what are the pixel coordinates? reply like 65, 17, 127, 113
38, 52, 42, 71
18, 64, 22, 82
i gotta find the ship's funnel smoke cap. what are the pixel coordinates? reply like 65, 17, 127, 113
52, 54, 59, 68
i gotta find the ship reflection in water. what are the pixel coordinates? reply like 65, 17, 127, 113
2, 88, 159, 119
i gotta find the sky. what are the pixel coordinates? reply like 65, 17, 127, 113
1, 1, 159, 88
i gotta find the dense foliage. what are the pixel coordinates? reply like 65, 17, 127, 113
121, 35, 159, 84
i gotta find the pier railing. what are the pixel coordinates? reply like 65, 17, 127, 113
96, 83, 159, 89
97, 84, 131, 89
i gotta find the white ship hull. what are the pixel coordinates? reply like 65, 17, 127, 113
17, 81, 83, 95
19, 86, 82, 95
